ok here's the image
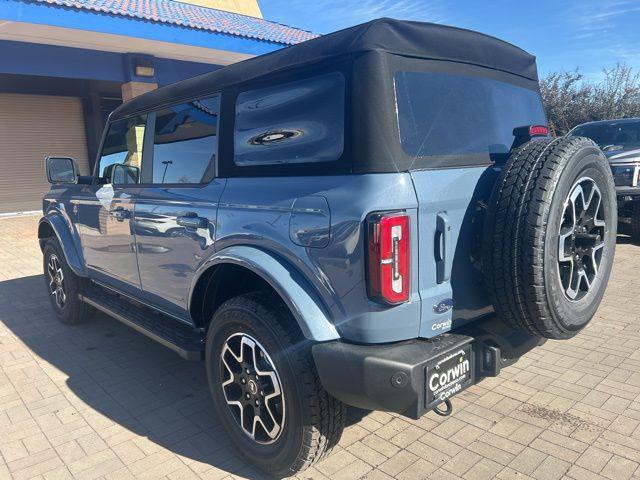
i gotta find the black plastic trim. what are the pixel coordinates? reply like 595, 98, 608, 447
313, 314, 545, 419
313, 334, 473, 419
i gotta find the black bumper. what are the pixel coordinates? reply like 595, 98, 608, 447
312, 315, 543, 419
616, 187, 640, 198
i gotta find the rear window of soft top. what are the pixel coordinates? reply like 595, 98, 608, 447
395, 71, 546, 165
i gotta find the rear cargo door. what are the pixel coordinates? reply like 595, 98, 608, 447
410, 168, 494, 338
394, 69, 547, 337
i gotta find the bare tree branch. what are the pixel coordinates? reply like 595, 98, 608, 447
540, 63, 640, 135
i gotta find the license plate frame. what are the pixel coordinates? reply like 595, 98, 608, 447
425, 342, 473, 410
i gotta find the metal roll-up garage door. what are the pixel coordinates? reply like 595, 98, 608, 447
0, 93, 90, 214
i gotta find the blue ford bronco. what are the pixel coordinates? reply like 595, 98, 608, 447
39, 19, 616, 476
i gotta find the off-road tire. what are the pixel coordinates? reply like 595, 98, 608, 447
42, 238, 88, 324
629, 202, 640, 242
483, 136, 616, 339
205, 292, 345, 477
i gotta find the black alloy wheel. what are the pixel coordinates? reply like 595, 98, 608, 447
557, 177, 606, 301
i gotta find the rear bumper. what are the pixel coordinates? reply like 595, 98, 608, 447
616, 186, 640, 198
312, 315, 544, 419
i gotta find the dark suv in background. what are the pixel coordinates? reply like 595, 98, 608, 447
569, 118, 640, 239
39, 19, 617, 477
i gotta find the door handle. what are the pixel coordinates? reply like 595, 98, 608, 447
110, 208, 131, 222
435, 212, 452, 284
177, 214, 208, 229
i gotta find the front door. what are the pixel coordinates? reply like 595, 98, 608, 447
132, 96, 223, 317
77, 114, 147, 294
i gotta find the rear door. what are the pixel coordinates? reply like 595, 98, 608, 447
393, 70, 547, 337
133, 96, 224, 317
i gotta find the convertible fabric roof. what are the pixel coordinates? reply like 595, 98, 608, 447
112, 18, 538, 120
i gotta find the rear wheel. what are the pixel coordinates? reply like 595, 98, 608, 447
205, 293, 345, 476
42, 238, 87, 324
483, 137, 616, 339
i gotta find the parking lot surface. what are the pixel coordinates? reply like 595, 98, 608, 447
2, 215, 640, 480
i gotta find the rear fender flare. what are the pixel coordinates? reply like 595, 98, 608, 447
192, 245, 339, 342
38, 212, 86, 277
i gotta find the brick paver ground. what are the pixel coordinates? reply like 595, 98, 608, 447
2, 215, 640, 480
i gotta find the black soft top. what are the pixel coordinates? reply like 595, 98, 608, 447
112, 18, 537, 121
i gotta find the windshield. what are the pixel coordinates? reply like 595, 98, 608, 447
570, 121, 640, 150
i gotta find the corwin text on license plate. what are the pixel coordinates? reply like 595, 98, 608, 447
425, 345, 473, 409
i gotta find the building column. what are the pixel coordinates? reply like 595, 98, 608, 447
121, 81, 157, 101
121, 53, 158, 101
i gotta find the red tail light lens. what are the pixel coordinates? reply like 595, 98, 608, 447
367, 213, 410, 304
529, 125, 549, 136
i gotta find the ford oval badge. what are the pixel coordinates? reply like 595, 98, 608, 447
433, 298, 454, 314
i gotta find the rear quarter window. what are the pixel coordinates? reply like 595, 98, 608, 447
234, 72, 345, 167
395, 71, 546, 165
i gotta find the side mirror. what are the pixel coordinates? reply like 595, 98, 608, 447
112, 164, 140, 185
45, 156, 78, 184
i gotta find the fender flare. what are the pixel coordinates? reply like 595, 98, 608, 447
38, 212, 86, 277
193, 245, 339, 342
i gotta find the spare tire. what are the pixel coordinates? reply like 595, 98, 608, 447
483, 136, 616, 339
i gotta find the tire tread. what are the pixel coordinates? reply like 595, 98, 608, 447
483, 136, 608, 339
208, 292, 345, 476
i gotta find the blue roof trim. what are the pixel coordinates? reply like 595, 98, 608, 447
0, 37, 222, 83
11, 0, 317, 46
0, 0, 298, 55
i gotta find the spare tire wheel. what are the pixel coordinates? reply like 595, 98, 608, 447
483, 136, 616, 339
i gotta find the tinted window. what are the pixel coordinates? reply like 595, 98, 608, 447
234, 72, 345, 167
152, 96, 219, 184
395, 72, 546, 163
98, 115, 146, 184
570, 121, 640, 149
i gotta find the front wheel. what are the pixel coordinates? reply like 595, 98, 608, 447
205, 293, 345, 477
42, 238, 87, 324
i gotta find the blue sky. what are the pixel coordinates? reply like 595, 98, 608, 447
261, 0, 640, 79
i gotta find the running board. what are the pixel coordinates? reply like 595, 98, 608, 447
79, 284, 204, 361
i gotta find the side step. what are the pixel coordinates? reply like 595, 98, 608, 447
80, 282, 204, 361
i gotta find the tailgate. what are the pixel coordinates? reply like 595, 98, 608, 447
410, 167, 494, 338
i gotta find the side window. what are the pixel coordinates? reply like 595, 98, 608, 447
151, 96, 219, 184
98, 115, 146, 185
234, 72, 345, 167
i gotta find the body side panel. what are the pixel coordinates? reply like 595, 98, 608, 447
194, 245, 339, 341
215, 173, 421, 343
41, 185, 87, 276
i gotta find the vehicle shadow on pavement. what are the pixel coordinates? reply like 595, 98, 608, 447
0, 274, 367, 478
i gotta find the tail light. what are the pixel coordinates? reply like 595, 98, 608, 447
367, 212, 410, 304
511, 124, 550, 150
